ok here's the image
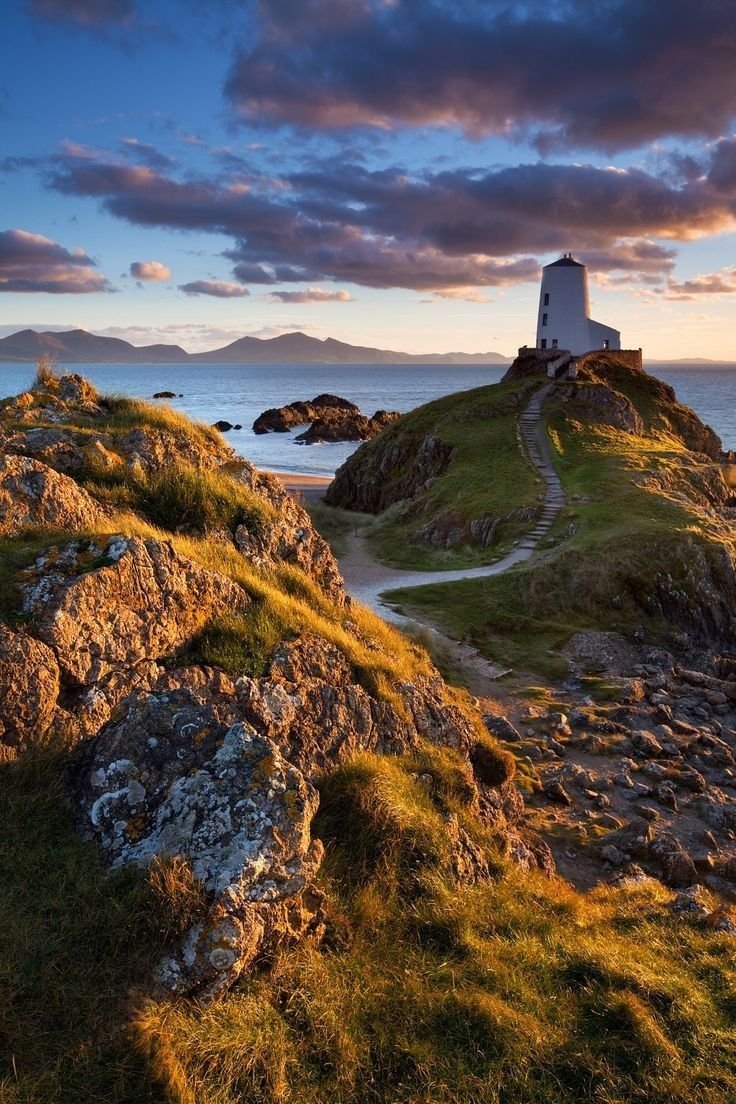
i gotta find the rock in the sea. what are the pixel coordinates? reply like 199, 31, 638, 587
213, 420, 233, 432
253, 394, 360, 435
0, 626, 60, 747
76, 693, 324, 998
295, 408, 401, 445
0, 453, 104, 536
153, 391, 177, 399
21, 535, 247, 686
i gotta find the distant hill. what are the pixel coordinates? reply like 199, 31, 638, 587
0, 328, 510, 366
0, 328, 189, 364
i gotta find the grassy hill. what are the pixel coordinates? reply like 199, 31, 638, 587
326, 377, 544, 568
381, 354, 736, 676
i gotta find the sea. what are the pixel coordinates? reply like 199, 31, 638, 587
0, 361, 734, 477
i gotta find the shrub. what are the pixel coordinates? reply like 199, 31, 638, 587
33, 352, 57, 387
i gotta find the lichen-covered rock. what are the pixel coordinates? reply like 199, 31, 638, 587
0, 453, 104, 536
21, 535, 247, 686
0, 372, 103, 424
76, 693, 323, 997
0, 626, 60, 746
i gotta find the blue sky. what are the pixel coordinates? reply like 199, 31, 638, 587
1, 0, 736, 358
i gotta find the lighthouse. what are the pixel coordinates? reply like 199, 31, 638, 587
535, 254, 620, 355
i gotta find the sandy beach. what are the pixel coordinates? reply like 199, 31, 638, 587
266, 469, 332, 498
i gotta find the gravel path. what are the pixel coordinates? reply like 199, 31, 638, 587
338, 383, 564, 624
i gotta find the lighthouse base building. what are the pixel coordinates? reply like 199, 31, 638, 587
535, 254, 620, 355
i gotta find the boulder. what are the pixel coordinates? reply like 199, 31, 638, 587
153, 391, 177, 399
0, 453, 104, 537
212, 420, 233, 432
21, 535, 247, 686
76, 693, 324, 998
0, 626, 60, 746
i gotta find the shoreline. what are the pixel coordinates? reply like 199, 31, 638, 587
265, 468, 332, 493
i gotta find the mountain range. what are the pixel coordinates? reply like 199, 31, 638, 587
0, 328, 511, 366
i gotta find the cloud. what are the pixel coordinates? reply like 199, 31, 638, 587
225, 0, 736, 152
120, 137, 176, 171
130, 259, 171, 281
0, 228, 111, 293
662, 266, 736, 300
45, 143, 736, 293
708, 136, 736, 193
28, 0, 136, 29
179, 279, 250, 297
426, 288, 491, 303
267, 287, 353, 303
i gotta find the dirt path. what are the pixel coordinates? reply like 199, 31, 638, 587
338, 383, 563, 617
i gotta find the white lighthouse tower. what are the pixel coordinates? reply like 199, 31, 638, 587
535, 254, 620, 355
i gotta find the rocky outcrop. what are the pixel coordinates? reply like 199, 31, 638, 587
572, 354, 722, 457
0, 370, 548, 1002
0, 626, 60, 748
0, 454, 104, 536
71, 633, 535, 996
327, 432, 454, 514
21, 535, 247, 688
413, 504, 538, 550
253, 393, 400, 445
0, 374, 232, 475
228, 462, 345, 601
295, 408, 401, 445
253, 394, 359, 434
0, 373, 345, 603
0, 535, 248, 741
558, 382, 644, 434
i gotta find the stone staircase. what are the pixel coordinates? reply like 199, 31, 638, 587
516, 384, 566, 551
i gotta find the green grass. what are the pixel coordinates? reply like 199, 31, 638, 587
0, 750, 167, 1103
332, 377, 544, 569
132, 750, 736, 1104
90, 394, 224, 449
304, 501, 373, 558
382, 374, 735, 677
173, 605, 290, 679
84, 461, 273, 536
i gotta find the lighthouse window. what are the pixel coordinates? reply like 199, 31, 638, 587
542, 313, 548, 326
540, 339, 547, 349
543, 293, 549, 306
552, 339, 558, 348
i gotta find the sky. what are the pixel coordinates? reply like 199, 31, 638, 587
1, 0, 736, 358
